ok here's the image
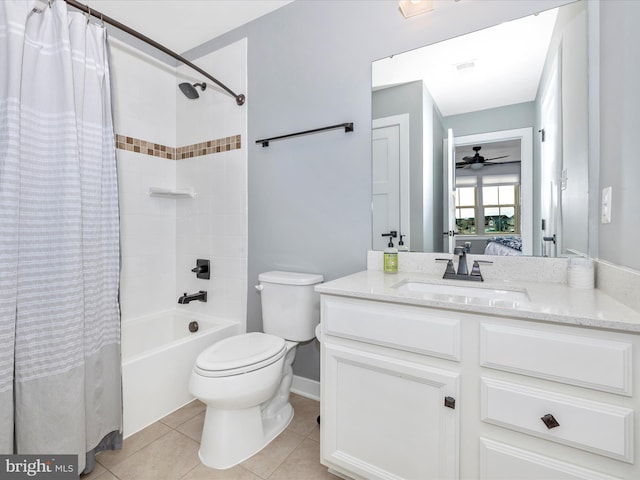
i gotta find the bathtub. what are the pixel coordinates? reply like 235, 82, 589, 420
121, 310, 240, 437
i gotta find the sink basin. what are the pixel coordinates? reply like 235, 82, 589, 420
393, 280, 530, 303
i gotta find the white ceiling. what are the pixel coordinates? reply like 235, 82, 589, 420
82, 0, 294, 53
372, 6, 559, 117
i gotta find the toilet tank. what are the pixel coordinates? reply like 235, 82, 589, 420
258, 271, 323, 342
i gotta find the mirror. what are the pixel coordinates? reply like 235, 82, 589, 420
371, 1, 589, 257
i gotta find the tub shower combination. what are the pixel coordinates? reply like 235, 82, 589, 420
121, 310, 239, 436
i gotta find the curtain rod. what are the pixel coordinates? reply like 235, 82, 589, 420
63, 0, 245, 106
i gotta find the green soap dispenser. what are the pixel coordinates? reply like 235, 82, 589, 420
382, 231, 398, 273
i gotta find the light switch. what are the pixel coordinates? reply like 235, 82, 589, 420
601, 186, 612, 224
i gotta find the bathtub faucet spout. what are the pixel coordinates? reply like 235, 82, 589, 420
178, 290, 208, 304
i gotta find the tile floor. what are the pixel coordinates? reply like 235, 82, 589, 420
81, 394, 339, 480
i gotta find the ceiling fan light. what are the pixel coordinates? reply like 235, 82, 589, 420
470, 163, 484, 171
399, 0, 435, 18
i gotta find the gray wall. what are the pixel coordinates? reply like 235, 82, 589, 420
599, 0, 640, 271
184, 0, 629, 382
443, 102, 535, 137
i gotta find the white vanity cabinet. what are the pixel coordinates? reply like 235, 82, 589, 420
319, 294, 640, 480
477, 318, 636, 480
319, 296, 461, 480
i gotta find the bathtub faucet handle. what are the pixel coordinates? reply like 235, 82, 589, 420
191, 259, 210, 280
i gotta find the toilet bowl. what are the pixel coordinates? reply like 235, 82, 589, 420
188, 271, 323, 470
189, 333, 297, 469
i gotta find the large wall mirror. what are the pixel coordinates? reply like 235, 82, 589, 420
372, 1, 588, 257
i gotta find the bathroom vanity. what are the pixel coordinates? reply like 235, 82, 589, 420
317, 253, 640, 480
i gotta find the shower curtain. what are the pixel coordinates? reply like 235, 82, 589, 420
0, 0, 122, 472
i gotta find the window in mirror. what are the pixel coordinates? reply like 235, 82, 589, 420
455, 176, 520, 236
455, 186, 477, 234
482, 184, 519, 234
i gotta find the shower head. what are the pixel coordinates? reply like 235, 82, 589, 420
179, 82, 206, 99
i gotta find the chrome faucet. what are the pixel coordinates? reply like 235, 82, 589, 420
178, 290, 208, 304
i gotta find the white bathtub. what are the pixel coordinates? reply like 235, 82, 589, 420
121, 310, 240, 437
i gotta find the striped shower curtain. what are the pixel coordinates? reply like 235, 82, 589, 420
0, 0, 121, 472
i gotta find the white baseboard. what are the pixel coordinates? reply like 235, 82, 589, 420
291, 375, 320, 401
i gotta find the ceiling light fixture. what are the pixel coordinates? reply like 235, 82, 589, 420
454, 60, 476, 73
399, 0, 435, 18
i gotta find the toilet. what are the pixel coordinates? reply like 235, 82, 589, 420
189, 270, 323, 469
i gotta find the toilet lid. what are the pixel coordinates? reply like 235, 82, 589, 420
258, 270, 323, 286
195, 332, 286, 373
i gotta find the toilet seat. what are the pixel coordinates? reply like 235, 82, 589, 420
195, 332, 286, 378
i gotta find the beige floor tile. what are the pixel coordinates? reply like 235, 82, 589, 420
110, 430, 200, 480
288, 394, 320, 437
80, 461, 106, 479
176, 411, 205, 443
100, 394, 325, 479
181, 463, 261, 480
307, 424, 321, 443
91, 471, 119, 480
240, 428, 305, 479
97, 421, 172, 469
269, 438, 339, 480
161, 399, 206, 428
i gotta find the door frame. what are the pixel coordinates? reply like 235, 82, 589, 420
539, 51, 561, 257
453, 128, 533, 256
444, 129, 456, 253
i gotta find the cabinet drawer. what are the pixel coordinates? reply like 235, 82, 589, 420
322, 296, 460, 360
480, 322, 632, 395
480, 377, 634, 462
479, 437, 622, 480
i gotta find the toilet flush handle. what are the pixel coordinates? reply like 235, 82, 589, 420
255, 284, 264, 292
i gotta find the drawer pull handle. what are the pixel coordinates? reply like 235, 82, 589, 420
541, 413, 560, 429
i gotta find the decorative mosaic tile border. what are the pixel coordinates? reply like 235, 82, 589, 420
115, 134, 241, 160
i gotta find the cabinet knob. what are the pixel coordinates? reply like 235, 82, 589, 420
541, 413, 560, 429
444, 396, 456, 409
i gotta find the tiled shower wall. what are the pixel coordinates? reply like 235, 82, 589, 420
175, 39, 248, 325
111, 37, 248, 327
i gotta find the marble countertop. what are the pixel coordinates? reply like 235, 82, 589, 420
316, 269, 640, 334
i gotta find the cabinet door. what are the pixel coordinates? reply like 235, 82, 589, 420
321, 342, 459, 480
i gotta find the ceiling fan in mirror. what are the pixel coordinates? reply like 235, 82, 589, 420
456, 146, 521, 170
